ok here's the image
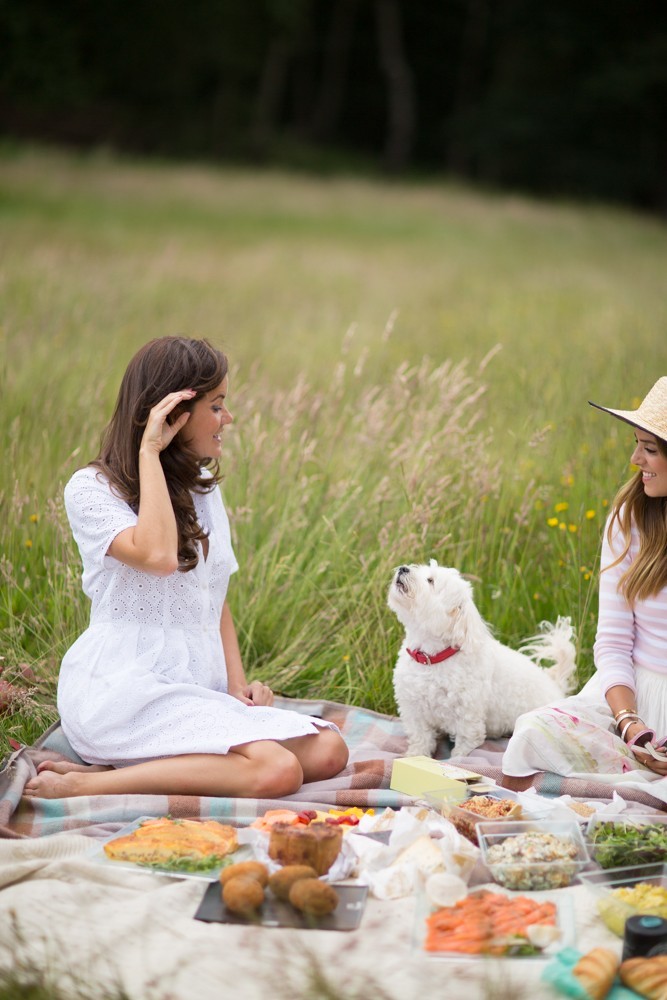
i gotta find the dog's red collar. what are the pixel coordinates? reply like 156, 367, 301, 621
406, 646, 459, 665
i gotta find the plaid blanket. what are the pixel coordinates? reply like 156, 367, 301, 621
1, 697, 665, 838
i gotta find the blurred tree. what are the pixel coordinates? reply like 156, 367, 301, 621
1, 0, 666, 210
374, 0, 416, 172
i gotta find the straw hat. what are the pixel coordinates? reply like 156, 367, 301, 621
589, 377, 667, 443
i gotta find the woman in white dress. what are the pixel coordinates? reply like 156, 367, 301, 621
502, 378, 667, 791
25, 337, 349, 798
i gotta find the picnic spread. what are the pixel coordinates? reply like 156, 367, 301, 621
1, 698, 667, 1000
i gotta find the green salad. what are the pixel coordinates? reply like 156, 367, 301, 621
589, 821, 667, 869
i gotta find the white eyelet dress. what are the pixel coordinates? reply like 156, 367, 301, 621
57, 466, 336, 767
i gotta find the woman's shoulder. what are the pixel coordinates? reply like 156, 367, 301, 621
64, 465, 130, 513
65, 465, 110, 495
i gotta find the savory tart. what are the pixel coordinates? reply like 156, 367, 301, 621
103, 817, 238, 871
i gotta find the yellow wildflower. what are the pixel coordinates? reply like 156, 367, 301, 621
585, 510, 596, 520
554, 502, 569, 513
561, 474, 574, 487
559, 522, 566, 531
29, 514, 39, 523
568, 524, 578, 533
24, 539, 33, 548
547, 517, 559, 527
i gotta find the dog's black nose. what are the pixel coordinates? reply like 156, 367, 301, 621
397, 565, 409, 576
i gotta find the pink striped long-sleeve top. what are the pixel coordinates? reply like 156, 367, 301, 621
593, 510, 667, 694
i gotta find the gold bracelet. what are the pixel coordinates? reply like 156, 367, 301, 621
614, 708, 638, 721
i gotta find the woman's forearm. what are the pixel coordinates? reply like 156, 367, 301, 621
221, 601, 247, 694
108, 448, 180, 574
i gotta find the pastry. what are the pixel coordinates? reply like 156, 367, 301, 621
620, 955, 667, 999
268, 865, 318, 901
222, 876, 265, 915
268, 821, 342, 875
288, 878, 339, 917
571, 947, 619, 1000
103, 817, 238, 867
219, 860, 269, 886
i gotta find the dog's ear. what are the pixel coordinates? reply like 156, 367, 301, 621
447, 603, 468, 647
429, 558, 439, 568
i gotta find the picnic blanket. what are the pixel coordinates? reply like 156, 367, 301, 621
0, 831, 626, 1000
1, 697, 665, 839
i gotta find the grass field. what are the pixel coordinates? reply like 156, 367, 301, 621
2, 143, 667, 756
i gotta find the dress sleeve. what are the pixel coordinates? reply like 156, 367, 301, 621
593, 511, 637, 694
64, 468, 138, 571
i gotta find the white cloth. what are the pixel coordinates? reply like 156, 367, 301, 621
58, 467, 333, 766
502, 666, 667, 785
0, 832, 625, 1000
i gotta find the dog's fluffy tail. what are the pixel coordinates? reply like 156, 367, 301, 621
519, 616, 577, 694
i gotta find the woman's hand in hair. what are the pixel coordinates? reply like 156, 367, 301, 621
140, 390, 196, 455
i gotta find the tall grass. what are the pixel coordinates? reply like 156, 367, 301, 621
2, 144, 667, 753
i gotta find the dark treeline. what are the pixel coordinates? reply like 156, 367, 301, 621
2, 0, 667, 211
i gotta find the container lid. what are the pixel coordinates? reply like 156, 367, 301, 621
623, 914, 667, 957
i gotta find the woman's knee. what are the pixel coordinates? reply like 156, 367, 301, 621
250, 750, 303, 798
315, 730, 349, 777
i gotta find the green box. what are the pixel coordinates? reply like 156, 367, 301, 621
389, 756, 480, 801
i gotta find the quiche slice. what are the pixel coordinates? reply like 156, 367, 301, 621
103, 817, 238, 870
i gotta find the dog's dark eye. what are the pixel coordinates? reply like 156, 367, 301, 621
427, 577, 434, 585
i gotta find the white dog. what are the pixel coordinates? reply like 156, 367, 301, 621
388, 560, 577, 758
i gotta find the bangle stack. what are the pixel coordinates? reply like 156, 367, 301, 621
614, 708, 641, 743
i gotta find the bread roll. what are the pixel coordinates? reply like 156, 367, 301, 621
571, 947, 619, 1000
619, 955, 667, 999
222, 876, 265, 915
219, 860, 269, 886
288, 878, 339, 916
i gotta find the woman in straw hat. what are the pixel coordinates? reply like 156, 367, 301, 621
502, 378, 667, 793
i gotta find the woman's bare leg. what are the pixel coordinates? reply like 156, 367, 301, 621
280, 728, 349, 782
36, 761, 112, 775
501, 773, 537, 791
23, 741, 303, 800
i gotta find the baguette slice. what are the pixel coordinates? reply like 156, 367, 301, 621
620, 955, 667, 1000
571, 947, 619, 1000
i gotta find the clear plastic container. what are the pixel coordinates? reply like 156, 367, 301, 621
579, 862, 667, 937
423, 787, 549, 845
477, 819, 590, 891
585, 814, 667, 870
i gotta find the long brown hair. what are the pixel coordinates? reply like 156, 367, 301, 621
606, 434, 667, 603
91, 336, 228, 571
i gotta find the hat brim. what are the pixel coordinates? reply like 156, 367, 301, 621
589, 400, 667, 442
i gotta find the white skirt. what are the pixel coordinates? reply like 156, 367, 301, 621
502, 666, 667, 781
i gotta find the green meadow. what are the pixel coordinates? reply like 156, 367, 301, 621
2, 144, 667, 755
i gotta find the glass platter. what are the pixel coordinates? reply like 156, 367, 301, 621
413, 883, 576, 961
89, 816, 250, 881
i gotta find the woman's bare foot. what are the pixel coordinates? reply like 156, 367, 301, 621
23, 770, 88, 799
501, 773, 537, 791
36, 759, 111, 775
